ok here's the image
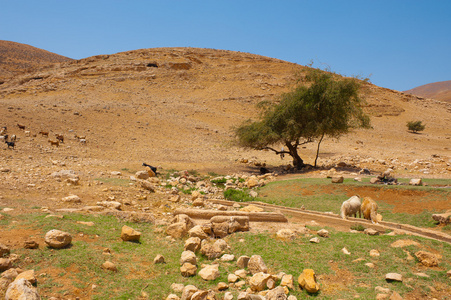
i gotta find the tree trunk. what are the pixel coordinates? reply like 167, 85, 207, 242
314, 133, 325, 167
286, 142, 304, 170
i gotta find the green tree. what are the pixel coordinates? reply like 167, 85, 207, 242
406, 120, 425, 133
234, 68, 371, 169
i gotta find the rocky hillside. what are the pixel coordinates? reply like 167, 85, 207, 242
404, 80, 451, 103
0, 46, 450, 176
0, 40, 73, 83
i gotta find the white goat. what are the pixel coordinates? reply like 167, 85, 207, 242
340, 195, 362, 220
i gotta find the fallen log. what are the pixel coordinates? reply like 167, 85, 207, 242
173, 208, 287, 222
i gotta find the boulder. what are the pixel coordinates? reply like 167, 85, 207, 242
153, 254, 165, 264
188, 225, 209, 239
298, 269, 320, 293
166, 222, 188, 239
415, 251, 440, 267
0, 258, 12, 272
139, 180, 155, 192
180, 263, 197, 277
15, 270, 36, 285
62, 194, 81, 203
172, 214, 196, 230
97, 201, 122, 210
180, 251, 197, 266
191, 290, 209, 300
5, 278, 40, 300
135, 170, 149, 180
44, 229, 72, 249
266, 286, 288, 300
331, 176, 344, 183
281, 274, 295, 290
120, 225, 141, 242
432, 210, 451, 225
102, 261, 117, 272
409, 178, 422, 186
385, 273, 402, 282
210, 216, 250, 233
0, 243, 10, 257
184, 237, 202, 252
317, 229, 329, 238
276, 229, 296, 240
211, 222, 229, 238
248, 255, 268, 275
166, 294, 180, 300
249, 272, 272, 292
236, 256, 250, 269
198, 264, 220, 281
181, 285, 198, 300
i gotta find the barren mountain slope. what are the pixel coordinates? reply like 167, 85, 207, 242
404, 80, 451, 103
0, 47, 450, 176
0, 40, 73, 82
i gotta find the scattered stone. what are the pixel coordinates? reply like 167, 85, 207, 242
62, 194, 81, 203
385, 273, 402, 282
390, 291, 403, 300
365, 263, 375, 268
221, 254, 235, 262
120, 225, 141, 242
249, 272, 272, 292
184, 237, 202, 252
228, 274, 239, 283
188, 225, 209, 239
236, 256, 250, 269
224, 292, 234, 300
375, 286, 391, 294
0, 258, 12, 272
198, 264, 220, 281
415, 251, 439, 267
171, 283, 184, 293
432, 210, 451, 225
180, 250, 197, 266
266, 286, 287, 300
139, 180, 155, 192
414, 272, 429, 278
5, 278, 40, 300
181, 285, 198, 300
44, 229, 72, 249
409, 178, 422, 186
180, 263, 197, 277
331, 176, 344, 183
364, 228, 380, 236
135, 170, 149, 180
248, 255, 268, 275
309, 237, 320, 243
167, 222, 188, 239
15, 269, 36, 284
317, 229, 329, 238
341, 247, 351, 255
240, 205, 263, 213
370, 249, 380, 257
153, 254, 165, 264
298, 269, 320, 293
166, 294, 180, 300
102, 261, 117, 272
0, 243, 11, 256
217, 282, 228, 291
97, 201, 122, 210
235, 269, 248, 279
191, 290, 209, 300
281, 274, 295, 290
276, 229, 296, 240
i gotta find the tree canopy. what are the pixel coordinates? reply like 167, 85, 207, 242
234, 68, 371, 169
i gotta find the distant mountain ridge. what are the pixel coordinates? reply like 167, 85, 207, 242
0, 40, 73, 82
404, 80, 451, 103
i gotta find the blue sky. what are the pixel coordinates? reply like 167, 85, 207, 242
1, 0, 450, 91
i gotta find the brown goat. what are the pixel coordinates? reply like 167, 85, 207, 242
48, 140, 59, 147
361, 197, 379, 224
39, 131, 49, 137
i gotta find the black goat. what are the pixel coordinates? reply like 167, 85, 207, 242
5, 140, 15, 149
142, 163, 157, 174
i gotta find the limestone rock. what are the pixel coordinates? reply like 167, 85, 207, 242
331, 176, 344, 183
298, 269, 320, 293
191, 290, 209, 300
139, 180, 155, 192
0, 258, 12, 272
266, 286, 288, 300
309, 237, 320, 243
248, 255, 268, 275
221, 254, 235, 262
181, 285, 198, 300
385, 273, 402, 282
153, 254, 165, 264
317, 229, 329, 238
364, 228, 380, 236
102, 261, 117, 272
188, 225, 209, 240
180, 251, 197, 266
166, 294, 180, 300
217, 282, 228, 291
5, 278, 40, 300
228, 273, 239, 283
211, 222, 229, 238
120, 225, 141, 242
276, 229, 296, 240
184, 237, 202, 252
180, 263, 197, 277
370, 249, 380, 257
44, 229, 72, 249
240, 205, 263, 213
0, 243, 11, 257
62, 194, 81, 203
135, 170, 149, 180
409, 178, 422, 186
236, 256, 250, 269
210, 216, 250, 233
97, 201, 122, 210
198, 264, 220, 281
167, 222, 188, 239
415, 251, 439, 267
432, 210, 451, 225
281, 274, 295, 290
249, 272, 272, 292
172, 214, 196, 230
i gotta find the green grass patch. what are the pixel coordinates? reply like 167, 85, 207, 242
224, 189, 254, 202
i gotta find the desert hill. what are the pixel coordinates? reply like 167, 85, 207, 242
0, 46, 450, 176
404, 80, 451, 103
0, 40, 73, 83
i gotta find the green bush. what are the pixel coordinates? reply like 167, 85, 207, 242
223, 189, 254, 202
407, 120, 425, 133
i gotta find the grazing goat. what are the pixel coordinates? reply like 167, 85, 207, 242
10, 134, 17, 142
55, 134, 64, 143
25, 130, 31, 137
17, 124, 25, 130
142, 163, 157, 174
340, 195, 362, 220
0, 135, 8, 142
75, 134, 86, 140
0, 127, 6, 135
361, 197, 379, 224
48, 140, 59, 147
5, 140, 15, 149
39, 131, 49, 137
79, 139, 87, 145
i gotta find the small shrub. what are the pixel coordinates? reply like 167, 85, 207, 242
407, 120, 425, 133
224, 189, 254, 202
350, 224, 366, 231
